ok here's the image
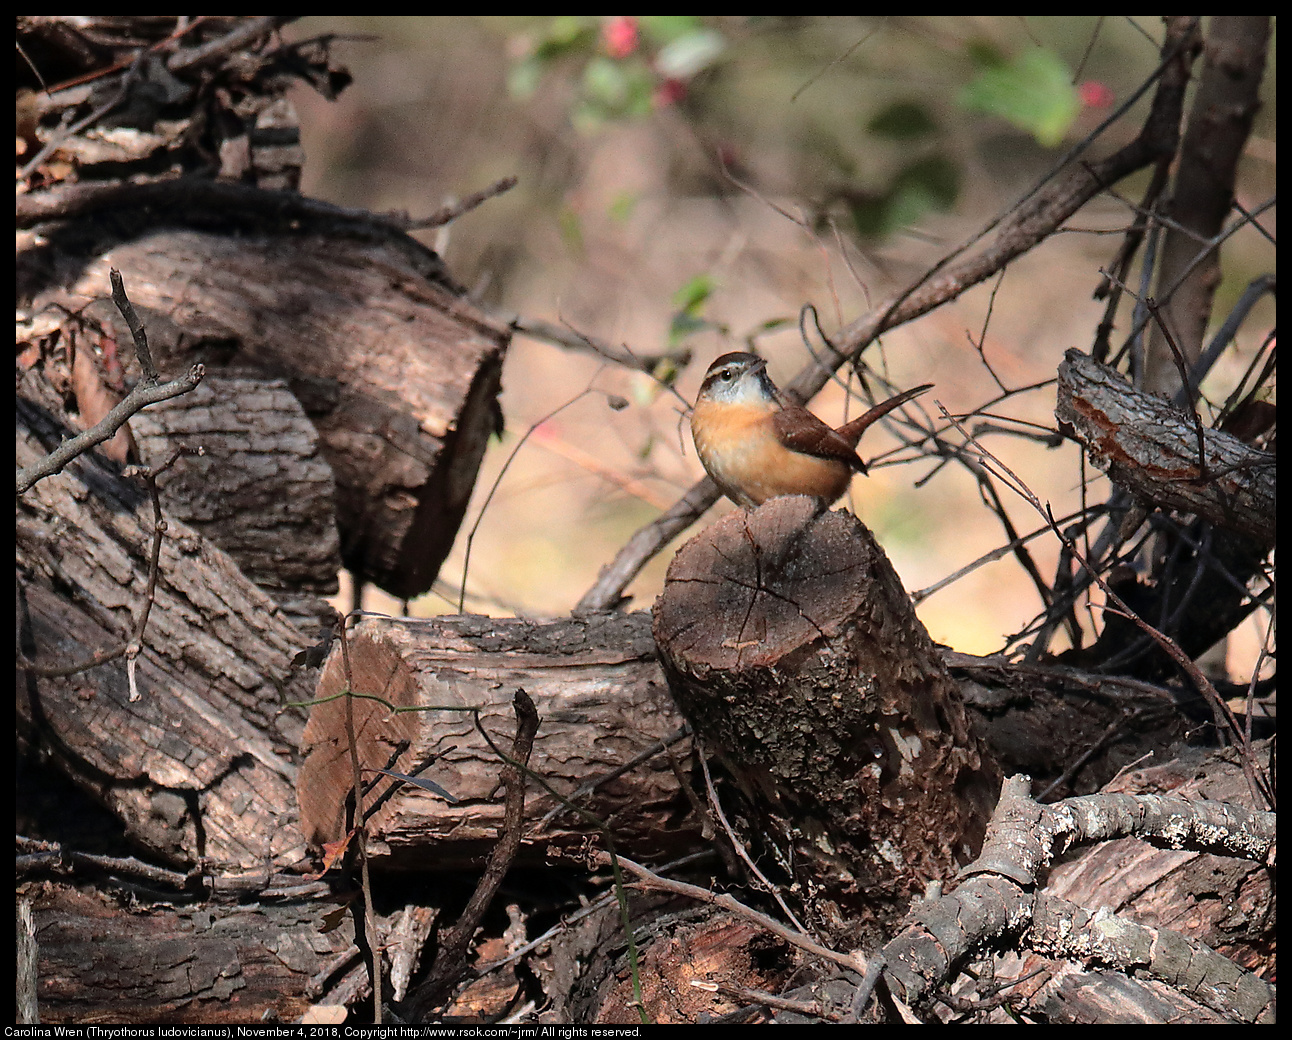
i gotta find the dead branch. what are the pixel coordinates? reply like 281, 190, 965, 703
1056, 350, 1276, 547
405, 689, 541, 1018
880, 773, 1275, 1022
1143, 16, 1271, 392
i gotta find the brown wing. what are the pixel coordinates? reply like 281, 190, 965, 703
772, 406, 868, 474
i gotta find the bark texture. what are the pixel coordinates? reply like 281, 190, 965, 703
1057, 349, 1275, 548
977, 745, 1275, 1023
20, 224, 509, 601
1143, 16, 1271, 393
26, 884, 353, 1025
130, 373, 340, 630
652, 495, 1002, 937
17, 390, 314, 872
15, 15, 1273, 1026
296, 614, 699, 869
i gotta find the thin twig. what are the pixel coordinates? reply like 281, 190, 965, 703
108, 267, 157, 382
939, 405, 1273, 811
166, 15, 289, 71
17, 445, 202, 679
472, 850, 718, 978
910, 504, 1103, 605
17, 268, 204, 494
459, 380, 602, 612
534, 725, 691, 831
455, 698, 652, 1023
576, 19, 1202, 613
407, 176, 518, 229
511, 315, 692, 376
600, 850, 873, 980
1111, 196, 1276, 372
18, 58, 136, 180
709, 981, 840, 1021
1143, 295, 1208, 473
409, 690, 539, 1017
16, 836, 192, 890
789, 27, 879, 103
696, 744, 810, 936
125, 446, 202, 700
16, 366, 205, 495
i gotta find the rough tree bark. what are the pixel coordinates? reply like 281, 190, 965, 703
1143, 16, 1271, 393
652, 495, 1001, 940
26, 885, 354, 1025
18, 385, 314, 872
296, 614, 700, 869
15, 17, 510, 1024
20, 220, 509, 606
996, 743, 1275, 1023
291, 604, 1190, 882
130, 372, 341, 630
1056, 350, 1275, 549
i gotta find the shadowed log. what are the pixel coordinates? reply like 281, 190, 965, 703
21, 225, 509, 600
17, 391, 313, 872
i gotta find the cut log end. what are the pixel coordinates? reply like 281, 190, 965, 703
653, 496, 936, 678
652, 497, 1001, 931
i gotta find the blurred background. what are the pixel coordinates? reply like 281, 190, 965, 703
287, 17, 1275, 672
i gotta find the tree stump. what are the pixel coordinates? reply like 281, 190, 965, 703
653, 496, 1001, 936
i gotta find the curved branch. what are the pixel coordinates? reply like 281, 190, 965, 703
15, 364, 204, 495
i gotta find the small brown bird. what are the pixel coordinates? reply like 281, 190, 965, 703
691, 352, 932, 509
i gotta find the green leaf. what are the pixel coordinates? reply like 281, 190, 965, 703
652, 356, 681, 386
958, 48, 1080, 148
965, 39, 1007, 69
509, 18, 596, 99
671, 274, 715, 315
557, 204, 585, 254
580, 56, 654, 121
668, 311, 710, 345
506, 55, 544, 99
534, 16, 597, 60
749, 316, 794, 335
848, 192, 888, 238
850, 155, 960, 238
867, 101, 938, 141
893, 155, 959, 209
655, 28, 726, 79
584, 55, 632, 108
638, 15, 705, 46
608, 191, 639, 223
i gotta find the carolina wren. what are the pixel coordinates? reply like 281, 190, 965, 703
691, 352, 932, 509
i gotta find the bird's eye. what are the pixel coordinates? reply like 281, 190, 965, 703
720, 368, 735, 381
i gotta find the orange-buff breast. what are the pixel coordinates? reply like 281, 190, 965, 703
692, 399, 853, 508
